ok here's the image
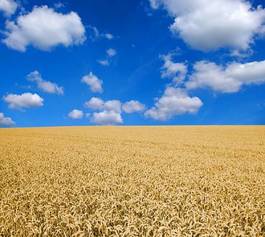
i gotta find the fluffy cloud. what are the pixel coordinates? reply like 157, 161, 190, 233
0, 112, 15, 126
104, 100, 121, 113
0, 0, 17, 16
161, 54, 187, 83
68, 109, 84, 119
85, 97, 104, 110
150, 0, 265, 51
85, 97, 122, 124
27, 71, 64, 95
106, 48, 117, 57
3, 6, 86, 52
85, 97, 121, 112
186, 60, 265, 93
85, 97, 121, 113
3, 93, 44, 110
82, 73, 103, 93
85, 97, 146, 124
122, 100, 145, 113
145, 87, 203, 121
91, 110, 123, 125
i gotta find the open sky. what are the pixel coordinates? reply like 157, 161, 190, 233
1, 0, 265, 127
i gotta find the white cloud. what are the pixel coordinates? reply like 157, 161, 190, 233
68, 109, 84, 119
89, 26, 114, 40
122, 100, 145, 113
145, 87, 203, 121
82, 72, 103, 93
150, 0, 265, 51
86, 97, 145, 124
97, 59, 110, 66
97, 48, 117, 66
85, 97, 104, 110
3, 6, 86, 52
186, 60, 265, 93
104, 100, 121, 113
91, 110, 123, 125
85, 97, 123, 124
3, 93, 44, 110
106, 48, 117, 57
0, 0, 17, 16
89, 26, 100, 39
161, 53, 187, 83
85, 97, 121, 113
0, 112, 15, 126
27, 70, 64, 95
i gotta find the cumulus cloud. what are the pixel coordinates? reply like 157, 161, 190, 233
3, 6, 86, 52
3, 93, 44, 110
91, 110, 123, 125
186, 60, 265, 93
27, 70, 64, 95
161, 53, 187, 83
145, 87, 203, 121
122, 100, 145, 113
150, 0, 265, 51
68, 109, 84, 119
106, 48, 117, 57
85, 97, 122, 124
85, 97, 121, 113
85, 97, 145, 124
85, 97, 104, 110
0, 112, 15, 126
82, 72, 103, 93
0, 0, 17, 16
104, 100, 121, 113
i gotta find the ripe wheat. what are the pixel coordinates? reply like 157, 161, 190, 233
0, 126, 264, 236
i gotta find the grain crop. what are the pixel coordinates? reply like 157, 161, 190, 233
0, 126, 264, 236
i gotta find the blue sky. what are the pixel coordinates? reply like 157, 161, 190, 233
0, 0, 265, 127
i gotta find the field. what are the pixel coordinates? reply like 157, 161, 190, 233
0, 126, 264, 236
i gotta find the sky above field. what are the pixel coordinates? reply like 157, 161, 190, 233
1, 0, 265, 127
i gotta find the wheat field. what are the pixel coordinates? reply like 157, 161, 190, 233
0, 126, 264, 236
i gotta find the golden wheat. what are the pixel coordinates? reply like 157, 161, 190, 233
0, 126, 264, 236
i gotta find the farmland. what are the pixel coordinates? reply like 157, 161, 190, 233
0, 126, 264, 236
